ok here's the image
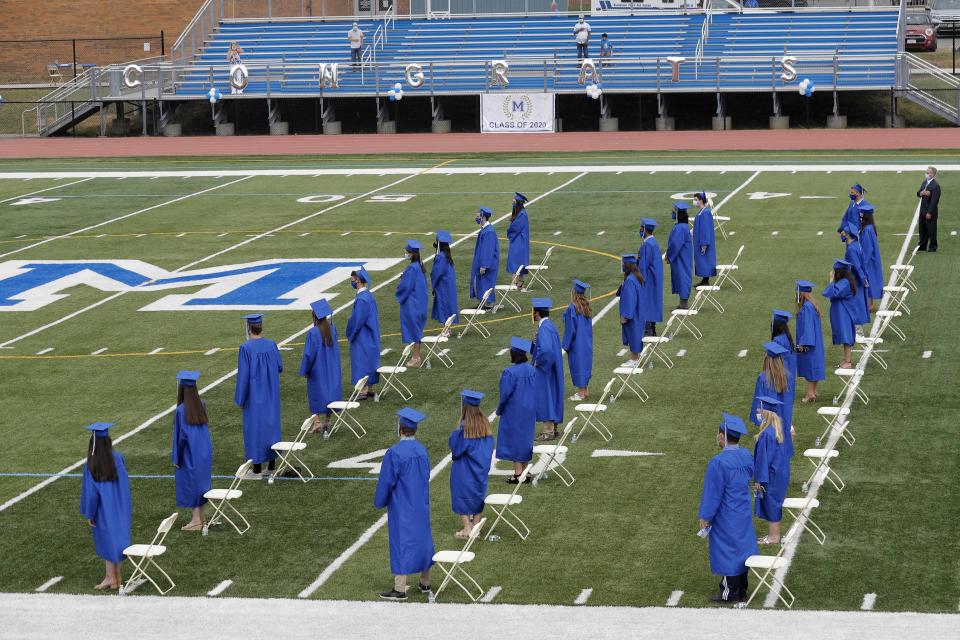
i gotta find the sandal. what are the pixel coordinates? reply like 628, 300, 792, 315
800, 395, 818, 404
454, 530, 470, 540
181, 522, 204, 532
757, 535, 781, 546
537, 431, 558, 441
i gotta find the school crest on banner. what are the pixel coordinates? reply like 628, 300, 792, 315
481, 93, 555, 133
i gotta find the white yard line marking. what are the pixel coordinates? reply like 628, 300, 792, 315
496, 348, 509, 356
729, 231, 736, 236
204, 348, 221, 356
771, 231, 779, 236
176, 232, 187, 238
0, 176, 252, 261
480, 586, 502, 603
861, 593, 877, 610
35, 576, 63, 592
591, 449, 665, 458
383, 232, 393, 236
217, 232, 228, 237
36, 347, 53, 355
148, 348, 164, 355
91, 347, 108, 355
817, 231, 824, 236
380, 348, 392, 356
340, 232, 351, 236
15, 235, 26, 239
596, 230, 605, 236
574, 588, 593, 605
96, 234, 106, 238
922, 350, 932, 358
738, 349, 748, 358
676, 349, 686, 357
714, 171, 761, 212
299, 232, 310, 237
666, 590, 684, 606
0, 177, 94, 205
207, 580, 234, 597
592, 297, 619, 323
553, 231, 562, 236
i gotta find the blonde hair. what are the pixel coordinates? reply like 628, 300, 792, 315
796, 291, 821, 317
758, 409, 783, 444
462, 404, 491, 439
572, 291, 593, 318
763, 355, 788, 394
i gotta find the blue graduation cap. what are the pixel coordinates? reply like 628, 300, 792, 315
176, 370, 201, 387
84, 421, 114, 436
833, 258, 852, 269
436, 230, 452, 244
531, 297, 552, 309
460, 389, 484, 406
795, 280, 816, 293
621, 253, 638, 272
695, 191, 708, 202
510, 336, 532, 353
851, 183, 866, 195
772, 309, 793, 323
515, 192, 528, 203
762, 341, 789, 357
641, 217, 657, 231
396, 407, 427, 429
672, 201, 691, 211
243, 314, 263, 325
843, 220, 860, 238
572, 279, 591, 294
405, 239, 423, 252
756, 395, 783, 408
310, 298, 333, 318
353, 267, 372, 285
857, 202, 875, 216
477, 206, 493, 217
719, 413, 748, 438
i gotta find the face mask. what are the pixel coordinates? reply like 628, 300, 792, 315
849, 193, 857, 201
756, 412, 763, 424
840, 233, 847, 243
351, 280, 358, 290
475, 216, 483, 225
397, 421, 402, 439
671, 212, 677, 220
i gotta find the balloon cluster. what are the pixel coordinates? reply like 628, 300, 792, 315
798, 77, 815, 98
207, 87, 222, 104
585, 83, 602, 100
388, 82, 404, 102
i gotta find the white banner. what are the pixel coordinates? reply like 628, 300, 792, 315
480, 93, 555, 134
592, 0, 699, 12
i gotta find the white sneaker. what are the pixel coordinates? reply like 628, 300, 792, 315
242, 471, 262, 481
568, 393, 585, 402
620, 359, 639, 368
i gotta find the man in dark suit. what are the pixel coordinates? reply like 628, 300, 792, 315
917, 166, 941, 252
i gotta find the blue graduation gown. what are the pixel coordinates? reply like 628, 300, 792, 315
750, 371, 794, 458
495, 362, 537, 462
80, 452, 132, 563
693, 207, 717, 278
844, 240, 872, 325
838, 198, 868, 233
753, 427, 788, 523
235, 337, 283, 464
562, 304, 593, 388
796, 300, 826, 382
448, 425, 495, 515
773, 333, 797, 417
470, 224, 499, 303
822, 280, 858, 346
697, 446, 758, 576
666, 222, 693, 300
172, 403, 212, 508
346, 288, 380, 385
533, 318, 564, 423
299, 324, 343, 415
430, 252, 459, 324
638, 236, 664, 323
619, 275, 644, 352
860, 225, 884, 302
373, 438, 435, 575
506, 209, 530, 275
396, 263, 427, 343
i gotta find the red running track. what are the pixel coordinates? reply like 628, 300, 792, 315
0, 129, 958, 159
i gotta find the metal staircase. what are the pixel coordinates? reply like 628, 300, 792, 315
897, 52, 960, 125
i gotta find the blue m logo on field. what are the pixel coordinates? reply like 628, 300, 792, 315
0, 259, 402, 312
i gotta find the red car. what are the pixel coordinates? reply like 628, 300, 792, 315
905, 12, 938, 52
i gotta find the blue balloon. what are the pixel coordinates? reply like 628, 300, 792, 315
389, 94, 396, 102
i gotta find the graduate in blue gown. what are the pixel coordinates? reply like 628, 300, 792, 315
563, 279, 594, 402
496, 337, 538, 482
430, 230, 459, 325
346, 267, 381, 397
666, 202, 694, 309
842, 221, 872, 325
80, 422, 131, 591
374, 407, 435, 600
532, 297, 564, 441
692, 192, 717, 286
752, 397, 788, 546
697, 413, 758, 604
637, 218, 663, 336
838, 183, 869, 235
470, 206, 499, 307
235, 313, 283, 477
619, 255, 645, 365
858, 203, 884, 308
396, 240, 428, 368
506, 192, 531, 288
299, 298, 342, 437
749, 341, 795, 459
172, 371, 212, 532
794, 280, 826, 403
822, 259, 860, 369
448, 390, 495, 539
771, 308, 797, 422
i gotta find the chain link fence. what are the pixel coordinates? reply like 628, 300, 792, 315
0, 35, 165, 86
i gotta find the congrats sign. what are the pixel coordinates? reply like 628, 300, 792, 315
480, 93, 555, 133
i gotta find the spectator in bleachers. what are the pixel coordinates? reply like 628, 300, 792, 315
348, 22, 365, 71
226, 41, 244, 65
599, 33, 613, 68
550, 0, 558, 13
573, 15, 592, 60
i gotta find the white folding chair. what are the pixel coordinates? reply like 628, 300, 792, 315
782, 497, 826, 545
532, 417, 578, 487
120, 512, 178, 596
833, 368, 868, 406
492, 276, 523, 313
889, 245, 918, 291
690, 285, 724, 313
667, 308, 702, 341
611, 356, 649, 403
327, 376, 368, 439
269, 416, 314, 484
743, 550, 795, 609
573, 380, 614, 442
203, 460, 253, 536
714, 214, 731, 241
882, 285, 911, 316
484, 464, 532, 541
815, 406, 850, 446
524, 246, 555, 291
421, 315, 456, 369
801, 448, 845, 494
458, 288, 493, 339
375, 344, 414, 402
714, 244, 745, 292
874, 310, 906, 342
853, 335, 887, 370
640, 334, 674, 369
431, 517, 488, 602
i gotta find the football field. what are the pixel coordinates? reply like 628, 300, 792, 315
0, 151, 957, 612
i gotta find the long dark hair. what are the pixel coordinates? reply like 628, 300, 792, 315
512, 199, 524, 219
87, 436, 117, 482
860, 212, 877, 231
835, 266, 858, 294
313, 312, 333, 347
177, 384, 209, 426
410, 248, 426, 273
623, 262, 645, 285
510, 350, 528, 364
676, 209, 689, 224
434, 240, 454, 267
771, 319, 795, 351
